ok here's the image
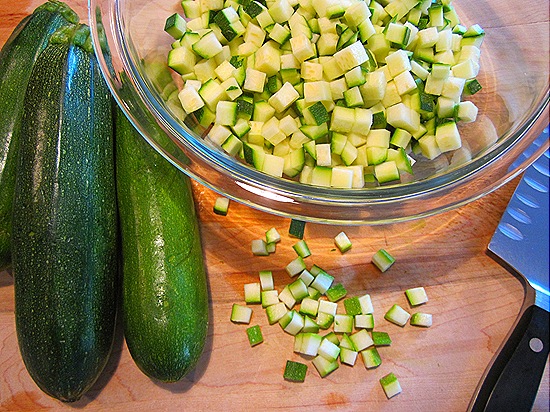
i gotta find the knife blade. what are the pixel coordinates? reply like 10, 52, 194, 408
469, 141, 549, 412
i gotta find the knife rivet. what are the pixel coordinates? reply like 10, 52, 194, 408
529, 337, 544, 353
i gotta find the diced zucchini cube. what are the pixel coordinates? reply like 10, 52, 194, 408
289, 219, 306, 239
213, 196, 230, 216
292, 239, 311, 258
251, 239, 269, 256
318, 299, 338, 316
333, 314, 354, 334
310, 271, 334, 294
340, 333, 356, 350
244, 282, 261, 304
457, 101, 478, 123
308, 286, 322, 300
374, 160, 400, 184
177, 86, 205, 115
330, 166, 354, 188
410, 312, 433, 327
266, 301, 288, 324
285, 256, 307, 277
384, 304, 411, 327
299, 332, 323, 356
350, 329, 374, 351
326, 283, 347, 302
312, 355, 339, 378
298, 269, 314, 287
340, 347, 358, 366
246, 325, 264, 346
302, 315, 320, 333
261, 289, 279, 308
385, 49, 411, 78
284, 360, 308, 382
265, 228, 281, 245
231, 303, 252, 323
435, 121, 462, 152
343, 297, 362, 316
333, 231, 352, 253
318, 337, 341, 361
372, 331, 392, 346
361, 346, 382, 369
288, 278, 309, 302
334, 41, 369, 72
280, 310, 305, 335
372, 249, 395, 272
316, 312, 334, 329
405, 287, 429, 306
168, 45, 197, 76
299, 297, 320, 317
380, 372, 402, 399
290, 34, 316, 62
243, 68, 267, 93
279, 285, 297, 309
355, 313, 375, 329
357, 293, 374, 314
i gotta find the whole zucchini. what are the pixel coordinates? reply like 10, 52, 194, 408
0, 0, 79, 270
12, 24, 117, 402
115, 110, 209, 382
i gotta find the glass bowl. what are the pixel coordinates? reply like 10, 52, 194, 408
88, 0, 549, 224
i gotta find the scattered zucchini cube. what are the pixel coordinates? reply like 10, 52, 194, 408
284, 360, 308, 382
213, 196, 230, 216
285, 256, 307, 277
231, 304, 253, 324
316, 312, 334, 329
312, 354, 339, 378
293, 239, 311, 258
379, 372, 402, 399
372, 331, 392, 346
405, 287, 429, 306
350, 329, 374, 351
372, 249, 395, 272
361, 346, 382, 369
334, 231, 352, 253
289, 219, 306, 239
333, 314, 354, 334
355, 313, 375, 329
340, 347, 358, 366
261, 289, 279, 308
326, 283, 347, 302
251, 239, 269, 256
259, 270, 274, 291
344, 296, 362, 316
265, 227, 281, 244
246, 325, 264, 346
318, 337, 341, 361
410, 312, 433, 327
244, 282, 261, 304
384, 304, 410, 327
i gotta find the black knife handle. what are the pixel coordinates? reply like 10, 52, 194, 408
469, 305, 549, 412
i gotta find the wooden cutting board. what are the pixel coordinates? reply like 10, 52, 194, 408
0, 1, 548, 410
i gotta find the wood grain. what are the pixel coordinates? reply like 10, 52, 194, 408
0, 1, 548, 411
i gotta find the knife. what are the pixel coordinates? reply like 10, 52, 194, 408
468, 142, 550, 412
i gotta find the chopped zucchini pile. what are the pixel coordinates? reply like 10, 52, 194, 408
165, 0, 484, 187
230, 223, 433, 395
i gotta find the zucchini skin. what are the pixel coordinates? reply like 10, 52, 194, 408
115, 111, 209, 382
12, 26, 117, 402
0, 0, 78, 270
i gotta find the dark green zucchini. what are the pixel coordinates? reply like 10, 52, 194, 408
0, 0, 79, 270
12, 24, 117, 402
115, 110, 209, 382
